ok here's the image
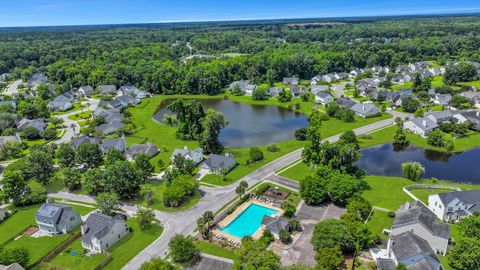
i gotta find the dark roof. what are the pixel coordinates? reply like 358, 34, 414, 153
35, 202, 77, 226
127, 143, 158, 158
390, 231, 441, 270
98, 85, 117, 94
202, 154, 236, 171
81, 213, 125, 246
100, 137, 127, 154
70, 136, 101, 149
377, 258, 396, 270
261, 215, 289, 235
438, 190, 480, 206
336, 98, 356, 109
95, 120, 124, 135
393, 201, 450, 239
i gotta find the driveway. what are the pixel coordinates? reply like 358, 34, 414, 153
55, 98, 100, 144
273, 203, 346, 266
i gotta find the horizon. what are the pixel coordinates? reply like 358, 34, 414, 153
2, 0, 480, 27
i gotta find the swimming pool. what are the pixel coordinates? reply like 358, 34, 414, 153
220, 203, 278, 239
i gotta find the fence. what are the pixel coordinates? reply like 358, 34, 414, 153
403, 184, 462, 201
94, 252, 112, 270
31, 231, 82, 268
0, 224, 35, 249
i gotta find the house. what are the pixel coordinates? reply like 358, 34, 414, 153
336, 98, 356, 109
362, 88, 378, 98
311, 84, 329, 94
371, 66, 389, 76
395, 65, 410, 74
126, 143, 159, 160
0, 263, 25, 270
0, 206, 8, 221
27, 73, 48, 90
0, 73, 9, 82
391, 74, 407, 84
100, 136, 127, 154
322, 73, 338, 83
229, 80, 257, 96
261, 215, 289, 239
244, 84, 257, 96
17, 118, 44, 133
378, 91, 401, 102
0, 134, 21, 147
199, 154, 237, 174
315, 92, 334, 104
428, 190, 480, 222
47, 100, 73, 112
93, 108, 124, 122
379, 231, 443, 270
70, 135, 101, 149
35, 199, 82, 235
170, 146, 204, 164
97, 85, 117, 95
95, 119, 124, 135
425, 110, 454, 124
106, 95, 139, 109
459, 110, 480, 127
310, 75, 323, 85
283, 76, 299, 86
408, 61, 429, 72
81, 213, 129, 254
118, 86, 147, 99
351, 103, 380, 118
349, 68, 364, 78
267, 87, 282, 98
290, 85, 306, 97
403, 117, 438, 137
460, 91, 480, 107
78, 86, 94, 97
431, 94, 452, 106
392, 201, 450, 255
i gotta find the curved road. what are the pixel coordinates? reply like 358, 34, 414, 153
54, 98, 100, 144
49, 112, 404, 269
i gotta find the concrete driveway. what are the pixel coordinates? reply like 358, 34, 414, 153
273, 202, 346, 266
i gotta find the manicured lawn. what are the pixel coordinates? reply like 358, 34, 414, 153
134, 181, 201, 212
54, 103, 86, 115
49, 239, 105, 270
410, 188, 456, 204
195, 240, 237, 260
366, 210, 394, 239
67, 110, 93, 121
363, 176, 414, 210
359, 125, 397, 149
278, 162, 311, 182
102, 218, 163, 270
458, 80, 480, 89
392, 81, 413, 91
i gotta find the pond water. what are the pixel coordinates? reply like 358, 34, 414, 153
153, 98, 309, 148
357, 143, 480, 184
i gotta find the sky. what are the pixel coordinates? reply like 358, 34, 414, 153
1, 0, 480, 27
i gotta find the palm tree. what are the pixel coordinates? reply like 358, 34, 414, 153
140, 184, 154, 205
70, 123, 77, 137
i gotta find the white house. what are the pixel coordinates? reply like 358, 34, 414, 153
428, 190, 480, 222
351, 103, 380, 118
391, 201, 450, 255
81, 213, 129, 254
403, 117, 438, 137
170, 146, 204, 164
199, 154, 237, 174
35, 199, 82, 235
315, 92, 334, 104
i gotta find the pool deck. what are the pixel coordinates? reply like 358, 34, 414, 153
215, 198, 284, 242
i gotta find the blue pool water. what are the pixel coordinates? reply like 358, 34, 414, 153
221, 203, 278, 239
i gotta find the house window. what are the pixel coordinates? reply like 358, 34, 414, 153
448, 207, 453, 211
439, 205, 442, 209
465, 205, 468, 210
118, 234, 120, 238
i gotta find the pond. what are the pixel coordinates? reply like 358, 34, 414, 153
357, 143, 480, 184
153, 98, 309, 148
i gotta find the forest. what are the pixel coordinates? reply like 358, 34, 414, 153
1, 15, 480, 94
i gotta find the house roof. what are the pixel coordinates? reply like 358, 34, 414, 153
202, 154, 236, 171
95, 119, 124, 135
0, 263, 25, 270
81, 213, 125, 246
376, 258, 396, 270
35, 201, 77, 227
78, 86, 93, 94
17, 118, 44, 131
437, 190, 480, 207
315, 91, 333, 99
70, 136, 102, 149
311, 85, 329, 93
426, 110, 454, 122
390, 231, 441, 270
290, 85, 305, 94
261, 215, 289, 235
351, 103, 380, 115
100, 137, 127, 154
0, 135, 21, 146
98, 85, 117, 94
407, 117, 438, 132
336, 98, 356, 109
433, 94, 452, 104
171, 147, 204, 163
393, 201, 450, 239
127, 143, 158, 158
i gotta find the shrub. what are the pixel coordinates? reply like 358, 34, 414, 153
388, 211, 396, 218
401, 161, 425, 181
294, 127, 308, 141
283, 206, 296, 218
288, 219, 302, 233
266, 144, 280, 152
279, 230, 292, 244
259, 229, 275, 246
249, 147, 264, 162
255, 183, 271, 196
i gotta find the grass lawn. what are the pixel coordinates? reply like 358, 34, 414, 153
409, 188, 456, 204
49, 239, 105, 270
458, 80, 480, 89
195, 240, 237, 260
67, 110, 93, 121
133, 181, 201, 212
392, 81, 413, 91
53, 103, 86, 116
359, 125, 397, 149
366, 210, 394, 239
278, 162, 311, 182
363, 176, 414, 210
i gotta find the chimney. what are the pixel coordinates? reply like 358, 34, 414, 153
362, 104, 365, 111
422, 120, 427, 127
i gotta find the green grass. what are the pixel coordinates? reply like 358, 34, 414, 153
409, 188, 457, 204
195, 240, 237, 260
392, 81, 413, 91
366, 210, 394, 239
359, 125, 397, 149
53, 103, 86, 116
363, 176, 414, 210
133, 181, 201, 212
457, 80, 480, 89
67, 110, 93, 121
49, 218, 163, 270
278, 162, 311, 182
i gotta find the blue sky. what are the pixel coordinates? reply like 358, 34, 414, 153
1, 0, 480, 27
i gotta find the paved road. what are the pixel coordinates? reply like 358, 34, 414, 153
55, 98, 100, 144
265, 174, 299, 190
49, 113, 398, 269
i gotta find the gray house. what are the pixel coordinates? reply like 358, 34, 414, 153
315, 92, 334, 104
97, 85, 117, 95
171, 147, 204, 164
126, 143, 159, 160
47, 100, 73, 112
403, 117, 438, 137
35, 199, 82, 235
290, 85, 306, 97
392, 201, 450, 255
70, 135, 102, 149
311, 84, 329, 94
100, 137, 127, 154
95, 119, 125, 135
0, 263, 25, 270
336, 98, 356, 109
261, 215, 289, 239
81, 213, 129, 254
283, 76, 299, 86
78, 86, 94, 97
199, 154, 237, 174
0, 134, 21, 147
351, 103, 380, 118
17, 118, 45, 133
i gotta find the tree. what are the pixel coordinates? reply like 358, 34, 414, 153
302, 110, 323, 164
459, 215, 480, 238
21, 126, 41, 139
325, 172, 363, 204
59, 168, 82, 191
137, 208, 155, 230
396, 264, 408, 270
412, 73, 431, 93
75, 143, 103, 168
103, 160, 142, 200
235, 180, 248, 199
27, 149, 54, 185
231, 83, 244, 96
315, 246, 343, 270
233, 238, 281, 270
139, 258, 179, 270
197, 211, 214, 239
401, 161, 425, 181
294, 127, 308, 141
249, 147, 264, 163
266, 69, 276, 87
312, 219, 355, 253
427, 129, 447, 147
199, 109, 228, 154
444, 62, 478, 85
172, 154, 196, 175
339, 130, 359, 150
43, 128, 57, 140
82, 168, 105, 195
1, 170, 28, 206
277, 89, 292, 103
346, 197, 372, 221
163, 175, 198, 207
50, 117, 64, 128
451, 94, 474, 109
140, 184, 154, 205
168, 235, 198, 265
393, 125, 409, 146
300, 173, 328, 205
95, 192, 120, 216
0, 246, 30, 268
162, 113, 178, 127
252, 87, 268, 101
56, 143, 75, 168
414, 108, 426, 118
279, 230, 292, 244
135, 154, 155, 182
401, 96, 421, 113
167, 99, 205, 140
326, 102, 341, 117
105, 148, 126, 166
447, 237, 480, 270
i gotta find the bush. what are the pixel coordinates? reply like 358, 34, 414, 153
283, 206, 296, 218
279, 230, 292, 244
255, 183, 271, 196
43, 128, 57, 140
388, 211, 396, 218
288, 218, 302, 233
266, 144, 280, 152
21, 126, 41, 140
259, 229, 275, 246
294, 127, 308, 141
401, 161, 425, 181
249, 147, 264, 163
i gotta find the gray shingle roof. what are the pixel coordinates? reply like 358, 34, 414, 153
336, 98, 356, 109
202, 154, 236, 172
98, 85, 117, 94
390, 231, 441, 270
438, 190, 480, 206
393, 201, 450, 239
95, 119, 124, 135
261, 215, 289, 235
35, 202, 76, 226
127, 143, 158, 158
81, 213, 125, 246
408, 117, 438, 132
100, 137, 127, 154
70, 136, 101, 149
351, 103, 380, 116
